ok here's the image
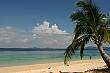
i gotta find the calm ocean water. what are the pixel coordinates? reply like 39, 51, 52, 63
0, 47, 110, 67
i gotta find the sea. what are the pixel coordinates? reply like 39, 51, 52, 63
0, 47, 110, 67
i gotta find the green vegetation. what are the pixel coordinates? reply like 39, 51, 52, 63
64, 0, 110, 69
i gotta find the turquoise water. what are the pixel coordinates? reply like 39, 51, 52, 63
0, 47, 110, 67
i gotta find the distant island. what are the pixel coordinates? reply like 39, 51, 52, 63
0, 47, 65, 51
0, 46, 109, 51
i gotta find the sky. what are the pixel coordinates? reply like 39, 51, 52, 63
0, 0, 110, 48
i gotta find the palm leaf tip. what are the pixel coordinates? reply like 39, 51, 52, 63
64, 42, 79, 64
64, 53, 68, 65
76, 1, 86, 7
64, 45, 72, 64
64, 52, 70, 65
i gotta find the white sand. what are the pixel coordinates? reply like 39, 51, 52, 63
0, 59, 106, 73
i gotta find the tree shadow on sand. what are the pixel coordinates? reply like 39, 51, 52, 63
84, 66, 110, 73
49, 71, 83, 73
59, 71, 83, 73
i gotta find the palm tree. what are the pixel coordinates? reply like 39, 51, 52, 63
64, 0, 110, 69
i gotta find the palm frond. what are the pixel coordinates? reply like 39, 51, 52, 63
70, 10, 88, 22
74, 23, 86, 39
84, 0, 99, 24
64, 34, 93, 64
103, 19, 110, 27
79, 34, 93, 59
103, 28, 110, 44
100, 13, 109, 20
64, 44, 74, 64
76, 1, 86, 7
97, 27, 105, 41
74, 24, 94, 39
64, 39, 79, 64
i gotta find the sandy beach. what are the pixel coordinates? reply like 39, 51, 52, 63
0, 59, 106, 73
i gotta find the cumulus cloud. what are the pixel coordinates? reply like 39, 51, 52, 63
30, 20, 72, 48
0, 21, 72, 48
32, 20, 68, 35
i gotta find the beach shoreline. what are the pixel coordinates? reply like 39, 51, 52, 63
0, 59, 106, 73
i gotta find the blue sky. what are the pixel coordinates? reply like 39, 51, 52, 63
0, 0, 110, 48
0, 0, 77, 32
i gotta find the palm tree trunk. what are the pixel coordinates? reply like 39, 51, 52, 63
97, 44, 110, 69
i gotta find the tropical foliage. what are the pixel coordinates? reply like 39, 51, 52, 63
64, 0, 110, 69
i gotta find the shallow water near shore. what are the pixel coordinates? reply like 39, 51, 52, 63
0, 47, 110, 67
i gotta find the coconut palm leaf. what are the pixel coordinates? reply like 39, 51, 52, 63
64, 39, 79, 64
103, 28, 110, 44
76, 1, 86, 7
64, 34, 93, 64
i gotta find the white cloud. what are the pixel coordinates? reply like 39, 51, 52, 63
5, 26, 12, 30
30, 20, 72, 48
0, 26, 29, 45
0, 21, 72, 48
32, 20, 68, 35
0, 26, 17, 43
43, 40, 54, 45
23, 38, 28, 43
